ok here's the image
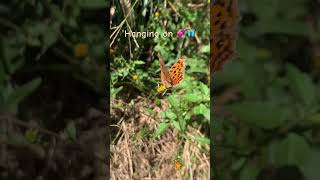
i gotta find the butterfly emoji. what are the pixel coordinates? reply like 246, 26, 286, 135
157, 54, 187, 95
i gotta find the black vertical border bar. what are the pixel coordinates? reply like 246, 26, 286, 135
210, 76, 217, 180
106, 1, 110, 179
210, 1, 218, 180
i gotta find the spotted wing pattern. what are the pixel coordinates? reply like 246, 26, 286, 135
159, 55, 186, 88
211, 0, 239, 73
168, 56, 187, 86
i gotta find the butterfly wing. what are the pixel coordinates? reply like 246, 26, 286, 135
159, 54, 173, 88
210, 0, 239, 73
211, 34, 236, 72
168, 56, 187, 86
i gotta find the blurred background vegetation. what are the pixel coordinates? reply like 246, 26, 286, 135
0, 1, 107, 179
1, 0, 320, 179
213, 0, 320, 179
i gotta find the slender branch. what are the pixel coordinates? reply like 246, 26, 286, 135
168, 1, 181, 17
110, 0, 139, 47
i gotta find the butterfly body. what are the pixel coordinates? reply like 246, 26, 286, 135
159, 54, 187, 89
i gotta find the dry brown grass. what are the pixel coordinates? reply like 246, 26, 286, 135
110, 96, 209, 179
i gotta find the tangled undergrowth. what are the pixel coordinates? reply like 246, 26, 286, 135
111, 97, 209, 179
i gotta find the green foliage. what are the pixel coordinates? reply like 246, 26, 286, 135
192, 136, 210, 145
0, 78, 42, 113
153, 122, 170, 139
111, 1, 210, 147
1, 0, 107, 113
24, 129, 38, 144
301, 149, 320, 180
111, 56, 151, 98
66, 121, 77, 142
228, 102, 288, 129
0, 34, 42, 113
269, 133, 311, 167
213, 0, 320, 179
287, 64, 316, 106
215, 48, 320, 178
245, 0, 310, 37
154, 67, 210, 138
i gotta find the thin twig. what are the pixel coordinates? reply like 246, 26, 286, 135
0, 17, 24, 33
187, 3, 205, 8
1, 114, 108, 165
52, 47, 81, 66
120, 1, 133, 57
125, 20, 140, 49
168, 1, 181, 17
110, 0, 139, 47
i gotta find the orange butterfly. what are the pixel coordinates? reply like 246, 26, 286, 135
158, 54, 187, 91
210, 0, 239, 73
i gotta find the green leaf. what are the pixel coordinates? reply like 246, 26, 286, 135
239, 162, 259, 180
43, 28, 58, 47
225, 125, 237, 146
228, 102, 287, 129
184, 94, 199, 103
301, 149, 320, 180
192, 136, 210, 145
200, 45, 210, 53
193, 104, 207, 114
153, 122, 170, 138
145, 107, 155, 116
111, 86, 123, 98
244, 19, 308, 38
211, 119, 223, 135
269, 133, 311, 167
240, 62, 266, 100
199, 83, 210, 96
50, 4, 65, 22
287, 64, 315, 106
160, 110, 177, 120
232, 157, 247, 171
193, 104, 209, 120
171, 120, 181, 131
24, 129, 38, 143
66, 121, 77, 141
306, 113, 320, 125
136, 127, 147, 140
155, 98, 161, 107
168, 95, 179, 108
6, 78, 41, 113
134, 60, 145, 65
27, 22, 46, 36
27, 37, 41, 46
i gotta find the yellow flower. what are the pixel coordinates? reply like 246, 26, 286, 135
25, 129, 38, 143
256, 48, 271, 59
157, 84, 166, 93
155, 12, 160, 17
133, 74, 139, 81
74, 43, 89, 58
174, 159, 184, 170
